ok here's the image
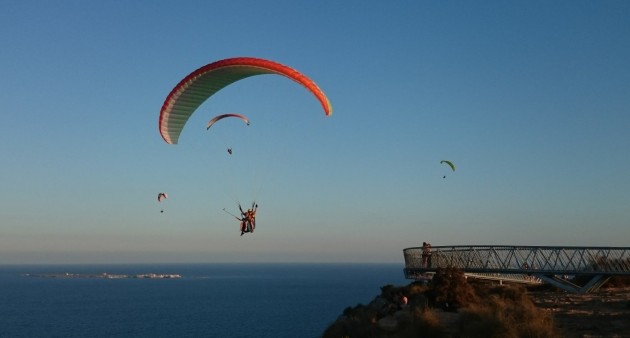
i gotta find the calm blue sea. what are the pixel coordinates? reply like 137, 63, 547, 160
0, 263, 408, 338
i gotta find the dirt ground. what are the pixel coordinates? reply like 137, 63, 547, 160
529, 287, 630, 338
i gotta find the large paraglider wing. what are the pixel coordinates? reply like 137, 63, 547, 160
158, 193, 168, 202
440, 160, 456, 172
159, 57, 333, 144
206, 113, 250, 130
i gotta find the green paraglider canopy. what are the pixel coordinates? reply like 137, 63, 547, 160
441, 160, 455, 172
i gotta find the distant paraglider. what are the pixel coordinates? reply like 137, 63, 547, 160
441, 160, 455, 178
206, 113, 250, 157
206, 113, 250, 130
159, 57, 332, 144
157, 192, 168, 213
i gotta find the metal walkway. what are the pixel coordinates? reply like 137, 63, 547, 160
403, 245, 630, 293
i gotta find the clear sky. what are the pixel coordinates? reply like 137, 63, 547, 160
1, 1, 629, 264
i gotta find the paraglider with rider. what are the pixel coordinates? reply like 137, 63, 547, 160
223, 203, 258, 236
158, 57, 332, 235
206, 113, 250, 156
440, 160, 455, 178
238, 202, 258, 236
157, 192, 168, 213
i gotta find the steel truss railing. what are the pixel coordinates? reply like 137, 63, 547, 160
403, 245, 630, 293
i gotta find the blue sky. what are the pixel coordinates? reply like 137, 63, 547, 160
1, 1, 629, 264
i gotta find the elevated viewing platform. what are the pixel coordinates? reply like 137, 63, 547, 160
403, 245, 630, 293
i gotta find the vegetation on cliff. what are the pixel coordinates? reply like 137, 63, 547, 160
323, 267, 559, 338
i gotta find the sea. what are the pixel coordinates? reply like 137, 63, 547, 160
0, 263, 409, 338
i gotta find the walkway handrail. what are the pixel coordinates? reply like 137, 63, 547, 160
403, 245, 630, 275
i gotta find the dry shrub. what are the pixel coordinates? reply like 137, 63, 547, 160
406, 282, 429, 296
455, 285, 559, 338
403, 282, 429, 310
322, 304, 381, 338
380, 284, 396, 297
411, 307, 443, 336
571, 274, 630, 289
457, 302, 513, 338
322, 308, 380, 338
430, 267, 479, 310
342, 304, 379, 324
606, 276, 630, 288
382, 307, 445, 338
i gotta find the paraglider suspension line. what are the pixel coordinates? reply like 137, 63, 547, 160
222, 208, 239, 219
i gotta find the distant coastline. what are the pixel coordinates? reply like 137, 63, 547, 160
24, 272, 182, 279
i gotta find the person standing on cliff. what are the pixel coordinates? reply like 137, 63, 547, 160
421, 242, 429, 267
398, 293, 408, 310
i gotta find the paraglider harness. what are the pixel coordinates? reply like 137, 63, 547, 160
222, 203, 258, 236
238, 203, 257, 235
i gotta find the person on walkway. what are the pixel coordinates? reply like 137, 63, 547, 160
421, 242, 429, 268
